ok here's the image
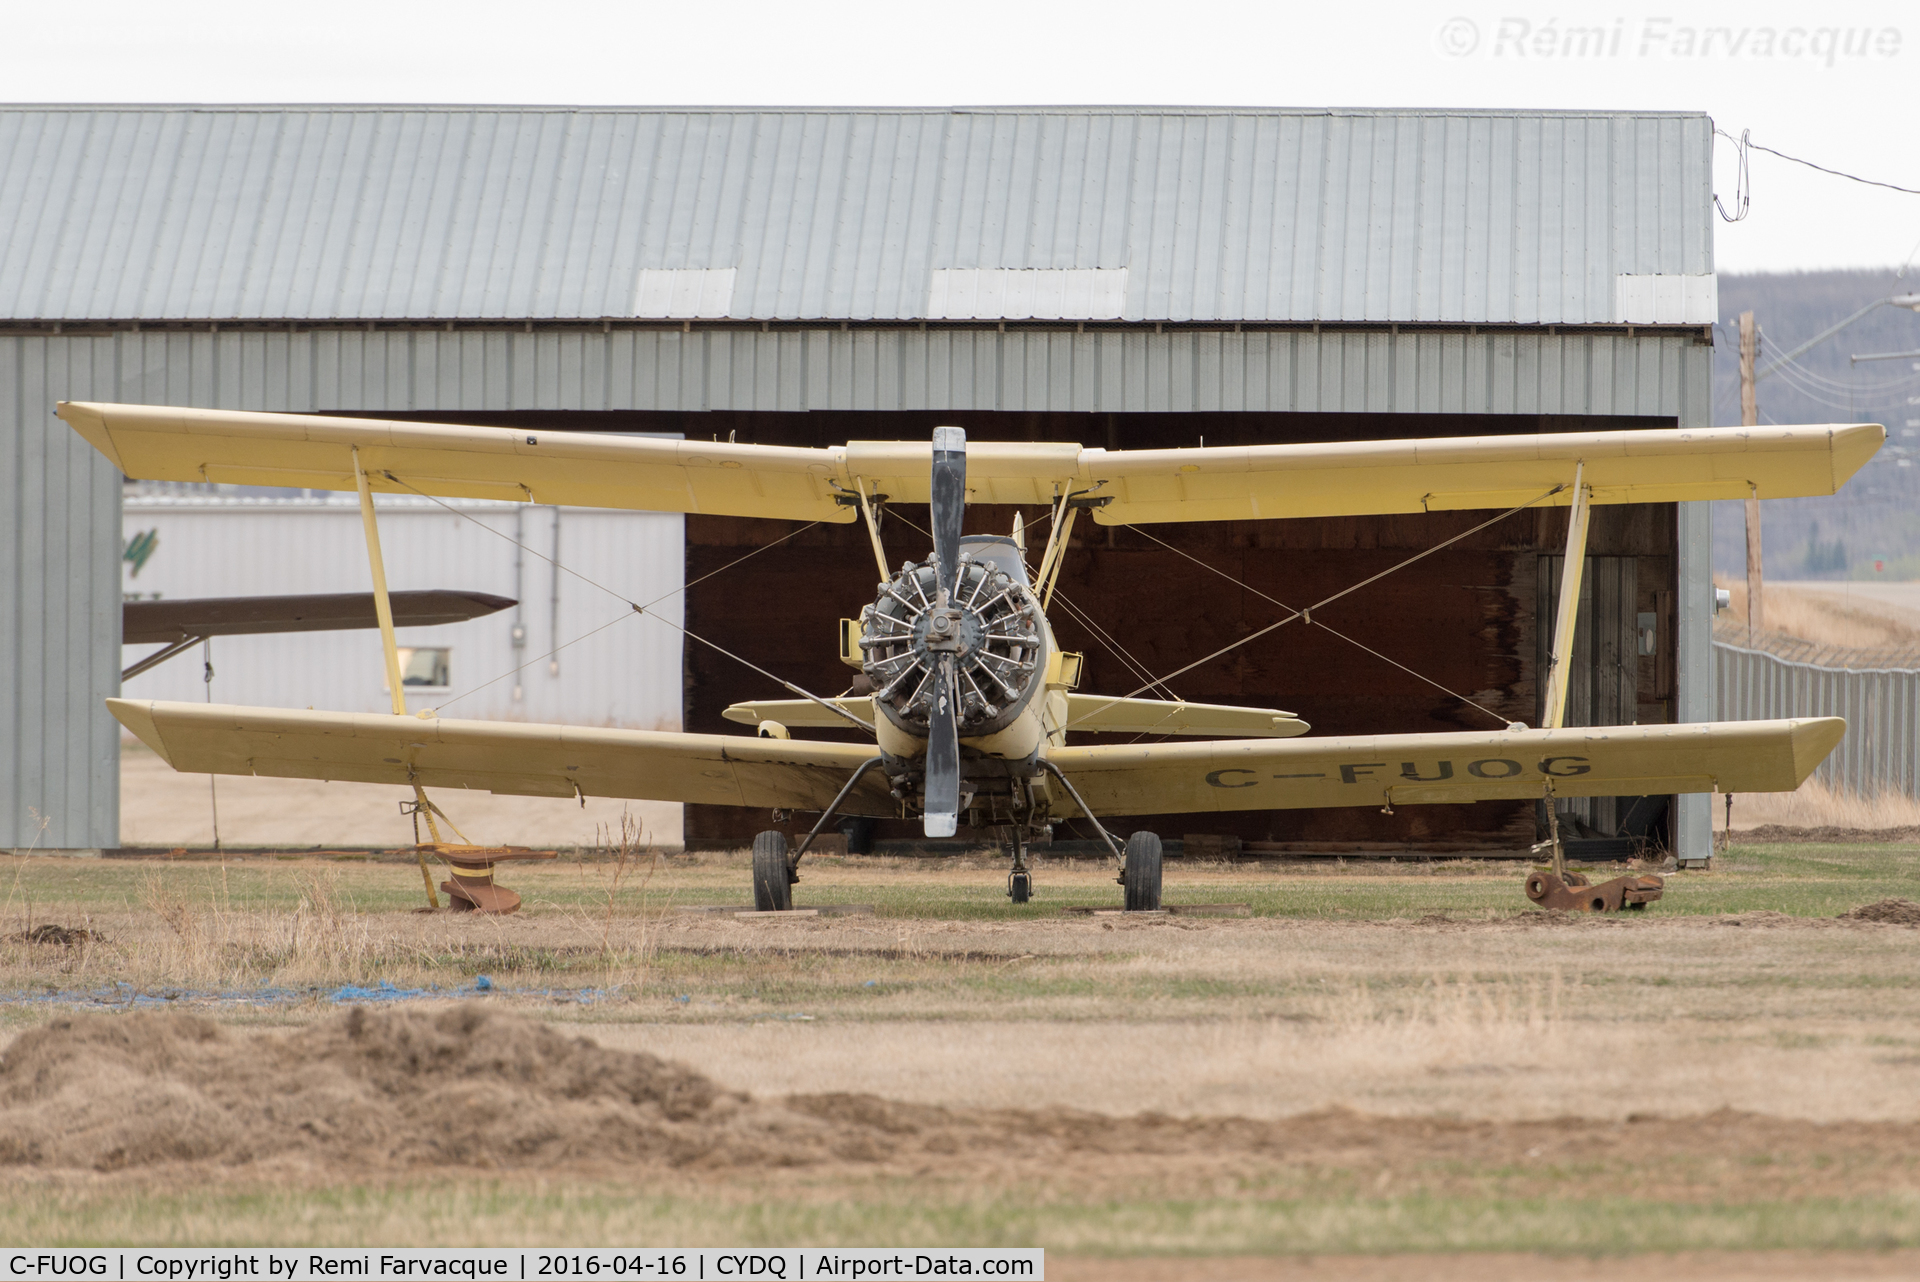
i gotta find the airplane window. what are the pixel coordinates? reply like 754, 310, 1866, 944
395, 646, 451, 688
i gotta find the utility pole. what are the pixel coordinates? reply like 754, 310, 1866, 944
1739, 310, 1763, 636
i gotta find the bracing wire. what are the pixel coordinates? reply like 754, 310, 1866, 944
434, 611, 640, 714
1064, 486, 1566, 731
1125, 526, 1511, 726
1047, 585, 1182, 703
383, 473, 823, 613
891, 492, 1517, 727
377, 477, 873, 732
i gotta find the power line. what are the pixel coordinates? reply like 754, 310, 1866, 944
1746, 139, 1920, 197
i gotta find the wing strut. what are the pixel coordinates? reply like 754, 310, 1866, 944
855, 479, 890, 584
1540, 462, 1591, 731
1537, 462, 1593, 881
353, 446, 441, 909
1033, 487, 1080, 610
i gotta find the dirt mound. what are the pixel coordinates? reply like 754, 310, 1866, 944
10, 1008, 1920, 1193
1838, 898, 1920, 924
6, 924, 98, 946
0, 1005, 851, 1172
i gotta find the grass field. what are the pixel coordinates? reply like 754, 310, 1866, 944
3, 844, 1919, 1270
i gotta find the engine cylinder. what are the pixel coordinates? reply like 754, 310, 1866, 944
861, 554, 1046, 738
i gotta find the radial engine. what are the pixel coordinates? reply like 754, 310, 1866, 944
858, 540, 1048, 742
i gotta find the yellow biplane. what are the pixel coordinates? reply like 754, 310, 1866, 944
65, 401, 1877, 911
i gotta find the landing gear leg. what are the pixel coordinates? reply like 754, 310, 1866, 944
1006, 827, 1033, 904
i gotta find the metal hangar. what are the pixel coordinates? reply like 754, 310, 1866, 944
0, 105, 1718, 859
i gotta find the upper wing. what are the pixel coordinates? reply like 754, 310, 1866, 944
63, 401, 1880, 523
109, 699, 897, 815
61, 402, 860, 523
1047, 718, 1844, 816
1070, 425, 1885, 524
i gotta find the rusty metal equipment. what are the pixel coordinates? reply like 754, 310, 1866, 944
1525, 868, 1665, 912
421, 845, 558, 914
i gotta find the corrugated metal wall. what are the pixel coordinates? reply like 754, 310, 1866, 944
0, 107, 1712, 325
120, 499, 682, 728
1715, 642, 1920, 796
61, 326, 1712, 418
2, 338, 122, 849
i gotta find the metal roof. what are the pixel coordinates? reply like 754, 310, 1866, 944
0, 106, 1714, 325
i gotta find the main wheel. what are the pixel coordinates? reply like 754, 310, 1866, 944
1008, 869, 1032, 904
751, 831, 794, 911
1123, 831, 1163, 912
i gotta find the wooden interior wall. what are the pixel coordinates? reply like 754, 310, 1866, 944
662, 410, 1680, 851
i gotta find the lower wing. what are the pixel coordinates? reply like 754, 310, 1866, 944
1047, 719, 1844, 815
109, 699, 895, 814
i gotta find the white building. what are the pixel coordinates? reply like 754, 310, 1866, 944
121, 490, 684, 731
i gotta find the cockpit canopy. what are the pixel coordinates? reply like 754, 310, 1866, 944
958, 534, 1030, 588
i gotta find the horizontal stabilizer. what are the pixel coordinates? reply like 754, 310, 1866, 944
722, 696, 877, 729
1061, 695, 1308, 738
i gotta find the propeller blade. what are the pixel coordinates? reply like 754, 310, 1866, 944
929, 425, 967, 603
922, 656, 960, 837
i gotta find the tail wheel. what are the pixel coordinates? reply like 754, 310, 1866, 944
1123, 831, 1163, 912
752, 831, 794, 911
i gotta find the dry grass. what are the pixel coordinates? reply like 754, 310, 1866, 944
568, 812, 668, 991
1715, 576, 1920, 651
1725, 777, 1920, 831
129, 860, 390, 988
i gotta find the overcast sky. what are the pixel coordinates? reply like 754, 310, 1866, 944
9, 0, 1917, 276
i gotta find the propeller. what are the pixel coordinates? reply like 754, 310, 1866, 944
922, 426, 967, 837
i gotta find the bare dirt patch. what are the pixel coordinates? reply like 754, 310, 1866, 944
1741, 824, 1920, 845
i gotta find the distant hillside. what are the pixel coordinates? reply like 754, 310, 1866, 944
1712, 270, 1920, 582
